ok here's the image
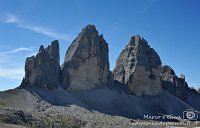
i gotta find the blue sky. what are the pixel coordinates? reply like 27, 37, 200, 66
0, 0, 199, 91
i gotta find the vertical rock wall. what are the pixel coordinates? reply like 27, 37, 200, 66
61, 25, 110, 90
21, 40, 60, 89
113, 35, 162, 96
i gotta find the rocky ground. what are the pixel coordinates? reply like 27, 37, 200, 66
0, 88, 199, 128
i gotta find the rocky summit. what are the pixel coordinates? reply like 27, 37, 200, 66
61, 25, 110, 90
113, 35, 162, 96
21, 40, 60, 89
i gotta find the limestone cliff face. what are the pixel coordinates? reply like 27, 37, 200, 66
61, 25, 110, 90
19, 24, 193, 99
113, 35, 162, 96
21, 40, 60, 89
161, 65, 189, 100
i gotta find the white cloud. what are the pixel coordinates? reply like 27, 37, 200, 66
0, 13, 72, 41
2, 13, 21, 23
0, 47, 35, 80
0, 68, 24, 80
10, 47, 33, 53
19, 24, 72, 41
0, 47, 33, 55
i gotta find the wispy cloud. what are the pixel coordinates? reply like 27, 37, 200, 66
11, 47, 33, 53
0, 47, 33, 55
19, 24, 71, 41
0, 68, 24, 80
0, 47, 35, 80
0, 13, 72, 41
2, 13, 21, 23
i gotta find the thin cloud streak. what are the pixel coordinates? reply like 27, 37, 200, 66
19, 24, 72, 41
2, 13, 21, 23
0, 47, 35, 80
0, 13, 72, 41
0, 68, 24, 80
0, 47, 33, 55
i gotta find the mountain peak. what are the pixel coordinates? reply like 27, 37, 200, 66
21, 40, 60, 89
61, 25, 109, 90
81, 24, 98, 35
51, 40, 59, 47
128, 34, 148, 47
114, 35, 162, 96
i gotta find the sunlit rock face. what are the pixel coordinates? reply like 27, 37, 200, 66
113, 35, 162, 96
21, 40, 60, 89
61, 25, 110, 91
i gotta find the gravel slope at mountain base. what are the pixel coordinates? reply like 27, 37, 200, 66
0, 88, 199, 128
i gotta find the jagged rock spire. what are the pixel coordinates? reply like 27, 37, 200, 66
21, 40, 60, 89
113, 35, 162, 96
61, 24, 110, 90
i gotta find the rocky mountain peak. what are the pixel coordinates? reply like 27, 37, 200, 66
64, 25, 102, 63
73, 25, 99, 45
39, 45, 45, 52
113, 35, 162, 96
82, 24, 98, 34
49, 40, 60, 63
20, 40, 60, 89
128, 35, 141, 46
61, 24, 110, 90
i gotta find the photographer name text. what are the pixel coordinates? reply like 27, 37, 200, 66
143, 115, 182, 120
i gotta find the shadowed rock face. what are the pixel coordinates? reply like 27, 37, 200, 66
161, 65, 189, 100
21, 40, 60, 89
113, 35, 162, 96
61, 25, 110, 90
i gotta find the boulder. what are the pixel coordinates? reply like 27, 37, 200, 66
113, 35, 162, 96
61, 25, 110, 90
21, 40, 60, 89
